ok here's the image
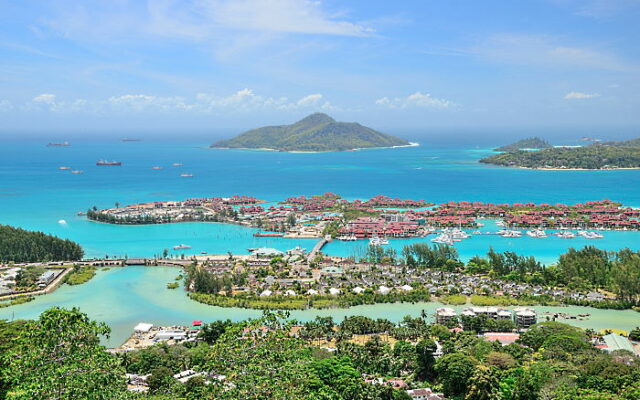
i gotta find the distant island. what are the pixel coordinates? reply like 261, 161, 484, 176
481, 137, 640, 170
494, 137, 552, 152
210, 113, 411, 152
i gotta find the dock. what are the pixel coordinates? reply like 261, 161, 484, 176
309, 235, 332, 258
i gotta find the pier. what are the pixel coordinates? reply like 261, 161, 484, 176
309, 235, 332, 258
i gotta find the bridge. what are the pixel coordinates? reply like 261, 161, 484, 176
309, 235, 332, 258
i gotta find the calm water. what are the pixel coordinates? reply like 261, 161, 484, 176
1, 266, 638, 347
1, 139, 640, 344
1, 140, 638, 262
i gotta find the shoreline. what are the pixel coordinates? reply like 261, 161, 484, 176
210, 142, 420, 153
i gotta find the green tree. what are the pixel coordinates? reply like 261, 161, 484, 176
465, 365, 499, 400
435, 352, 478, 397
1, 307, 126, 400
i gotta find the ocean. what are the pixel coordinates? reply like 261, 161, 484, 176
1, 138, 638, 263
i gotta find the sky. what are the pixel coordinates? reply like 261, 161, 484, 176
1, 0, 639, 137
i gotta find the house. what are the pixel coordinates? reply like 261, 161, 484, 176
435, 308, 457, 325
600, 333, 637, 355
155, 329, 187, 341
513, 308, 537, 328
37, 270, 58, 288
406, 387, 447, 400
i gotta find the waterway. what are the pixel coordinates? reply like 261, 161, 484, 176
1, 266, 639, 347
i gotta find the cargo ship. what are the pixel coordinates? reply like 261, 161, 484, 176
96, 160, 122, 166
47, 141, 70, 147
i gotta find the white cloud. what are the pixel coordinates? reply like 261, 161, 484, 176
375, 92, 454, 109
108, 94, 192, 112
0, 100, 13, 112
564, 92, 600, 99
474, 34, 637, 72
200, 0, 373, 37
32, 93, 57, 104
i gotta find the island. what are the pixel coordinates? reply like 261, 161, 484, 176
494, 137, 552, 152
481, 137, 640, 169
210, 112, 411, 152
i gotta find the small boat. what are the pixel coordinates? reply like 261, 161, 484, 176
556, 231, 576, 239
369, 236, 389, 246
96, 160, 122, 166
121, 138, 140, 142
180, 173, 194, 177
172, 163, 183, 167
70, 170, 84, 174
200, 251, 207, 254
526, 229, 547, 238
337, 235, 357, 241
173, 244, 191, 250
58, 166, 71, 170
151, 166, 163, 170
77, 211, 86, 216
47, 141, 70, 147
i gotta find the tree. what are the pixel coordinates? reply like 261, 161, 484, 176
199, 319, 232, 345
1, 307, 126, 399
147, 366, 176, 394
465, 365, 499, 400
435, 352, 478, 397
415, 339, 437, 381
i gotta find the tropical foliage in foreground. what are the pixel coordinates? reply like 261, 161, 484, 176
3, 308, 640, 400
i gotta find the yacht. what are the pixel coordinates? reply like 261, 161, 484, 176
70, 170, 84, 174
449, 228, 470, 240
526, 229, 547, 238
180, 173, 194, 177
151, 166, 163, 170
58, 166, 71, 170
173, 244, 191, 250
172, 163, 183, 167
431, 233, 454, 246
501, 230, 522, 238
369, 236, 389, 246
556, 231, 576, 239
337, 235, 357, 241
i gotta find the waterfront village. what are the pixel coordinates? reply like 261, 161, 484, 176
3, 193, 640, 398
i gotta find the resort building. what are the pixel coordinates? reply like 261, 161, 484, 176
406, 388, 447, 400
435, 308, 457, 325
513, 308, 537, 328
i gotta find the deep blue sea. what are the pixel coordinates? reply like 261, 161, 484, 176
1, 137, 639, 263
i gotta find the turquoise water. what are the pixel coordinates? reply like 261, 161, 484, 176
1, 140, 638, 261
2, 139, 640, 344
1, 266, 638, 347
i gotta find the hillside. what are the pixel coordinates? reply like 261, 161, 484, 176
211, 113, 410, 152
481, 137, 640, 169
0, 224, 84, 262
494, 137, 552, 152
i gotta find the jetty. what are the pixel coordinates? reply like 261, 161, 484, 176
309, 235, 332, 258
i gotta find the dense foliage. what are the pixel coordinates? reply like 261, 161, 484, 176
211, 113, 409, 152
481, 139, 640, 169
0, 224, 83, 262
494, 137, 552, 152
65, 265, 97, 285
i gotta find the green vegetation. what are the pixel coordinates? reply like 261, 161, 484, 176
211, 113, 409, 152
2, 308, 640, 399
439, 294, 467, 305
0, 224, 83, 262
167, 282, 179, 289
0, 296, 34, 308
65, 265, 97, 285
494, 137, 552, 152
481, 137, 640, 169
190, 289, 431, 310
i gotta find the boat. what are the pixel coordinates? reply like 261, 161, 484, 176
96, 160, 122, 166
173, 244, 191, 250
501, 230, 522, 238
70, 170, 84, 174
58, 166, 71, 170
369, 236, 389, 246
172, 163, 183, 167
253, 232, 283, 237
121, 138, 140, 142
526, 229, 547, 238
200, 251, 207, 254
76, 211, 86, 216
151, 166, 163, 170
180, 173, 193, 177
47, 141, 70, 147
431, 233, 454, 245
556, 231, 576, 239
337, 234, 357, 241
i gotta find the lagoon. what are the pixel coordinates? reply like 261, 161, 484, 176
1, 266, 639, 347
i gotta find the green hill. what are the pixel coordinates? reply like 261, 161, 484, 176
481, 137, 640, 169
494, 137, 552, 152
0, 225, 84, 262
211, 113, 410, 152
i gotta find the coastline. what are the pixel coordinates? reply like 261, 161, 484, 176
210, 142, 420, 154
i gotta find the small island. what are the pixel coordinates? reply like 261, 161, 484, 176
494, 137, 552, 152
481, 137, 640, 170
211, 113, 411, 152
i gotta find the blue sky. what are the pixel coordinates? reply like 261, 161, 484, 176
1, 0, 639, 136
